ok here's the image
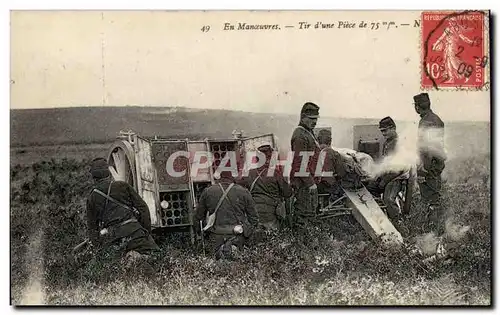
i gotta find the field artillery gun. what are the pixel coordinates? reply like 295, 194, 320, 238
106, 126, 415, 248
314, 125, 416, 246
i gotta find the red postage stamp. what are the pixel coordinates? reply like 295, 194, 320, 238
421, 10, 489, 90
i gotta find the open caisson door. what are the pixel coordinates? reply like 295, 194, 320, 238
107, 134, 162, 228
108, 139, 137, 188
133, 135, 161, 227
151, 139, 194, 231
187, 140, 214, 209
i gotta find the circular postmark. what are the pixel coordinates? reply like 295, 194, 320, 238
421, 10, 489, 90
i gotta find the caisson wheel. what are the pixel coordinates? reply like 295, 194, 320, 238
107, 140, 137, 190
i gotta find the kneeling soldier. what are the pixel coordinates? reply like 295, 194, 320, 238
86, 158, 159, 257
195, 170, 258, 260
238, 143, 292, 231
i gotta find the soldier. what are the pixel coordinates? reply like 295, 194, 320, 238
86, 158, 159, 258
290, 102, 322, 231
238, 143, 293, 230
316, 129, 344, 201
414, 93, 446, 235
367, 117, 405, 226
379, 116, 398, 156
194, 169, 258, 260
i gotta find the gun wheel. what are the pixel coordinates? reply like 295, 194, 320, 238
396, 167, 416, 216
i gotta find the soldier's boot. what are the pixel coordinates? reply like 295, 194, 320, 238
252, 226, 268, 245
214, 235, 244, 261
216, 243, 239, 261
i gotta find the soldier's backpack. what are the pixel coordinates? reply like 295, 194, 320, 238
249, 168, 287, 220
91, 181, 141, 225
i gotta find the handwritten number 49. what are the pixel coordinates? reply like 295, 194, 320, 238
201, 25, 211, 32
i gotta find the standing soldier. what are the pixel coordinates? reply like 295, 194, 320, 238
414, 93, 446, 235
290, 102, 322, 233
194, 170, 258, 260
238, 143, 293, 230
367, 117, 406, 228
86, 158, 159, 257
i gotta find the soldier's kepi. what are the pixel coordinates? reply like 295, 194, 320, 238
85, 158, 159, 257
290, 102, 321, 231
414, 92, 446, 236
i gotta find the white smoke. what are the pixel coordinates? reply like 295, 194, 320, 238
415, 232, 441, 256
366, 124, 420, 179
330, 124, 419, 180
446, 222, 471, 242
333, 123, 449, 181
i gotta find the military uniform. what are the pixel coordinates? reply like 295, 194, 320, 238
380, 118, 402, 221
238, 163, 292, 230
316, 129, 344, 199
367, 117, 404, 222
382, 133, 397, 156
414, 93, 446, 234
194, 176, 258, 259
381, 136, 403, 221
86, 159, 159, 256
290, 103, 321, 228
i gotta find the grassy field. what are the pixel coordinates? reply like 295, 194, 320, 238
10, 152, 491, 305
10, 106, 491, 306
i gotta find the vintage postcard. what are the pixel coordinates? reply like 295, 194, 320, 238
10, 10, 491, 306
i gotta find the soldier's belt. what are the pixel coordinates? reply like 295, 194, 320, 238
100, 218, 138, 236
211, 225, 244, 235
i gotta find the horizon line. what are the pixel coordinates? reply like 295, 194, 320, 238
9, 105, 491, 123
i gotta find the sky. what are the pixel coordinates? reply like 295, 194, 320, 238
10, 10, 491, 121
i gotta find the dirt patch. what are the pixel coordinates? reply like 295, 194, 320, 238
19, 229, 45, 305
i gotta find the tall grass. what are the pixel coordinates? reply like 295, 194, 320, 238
10, 155, 491, 305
